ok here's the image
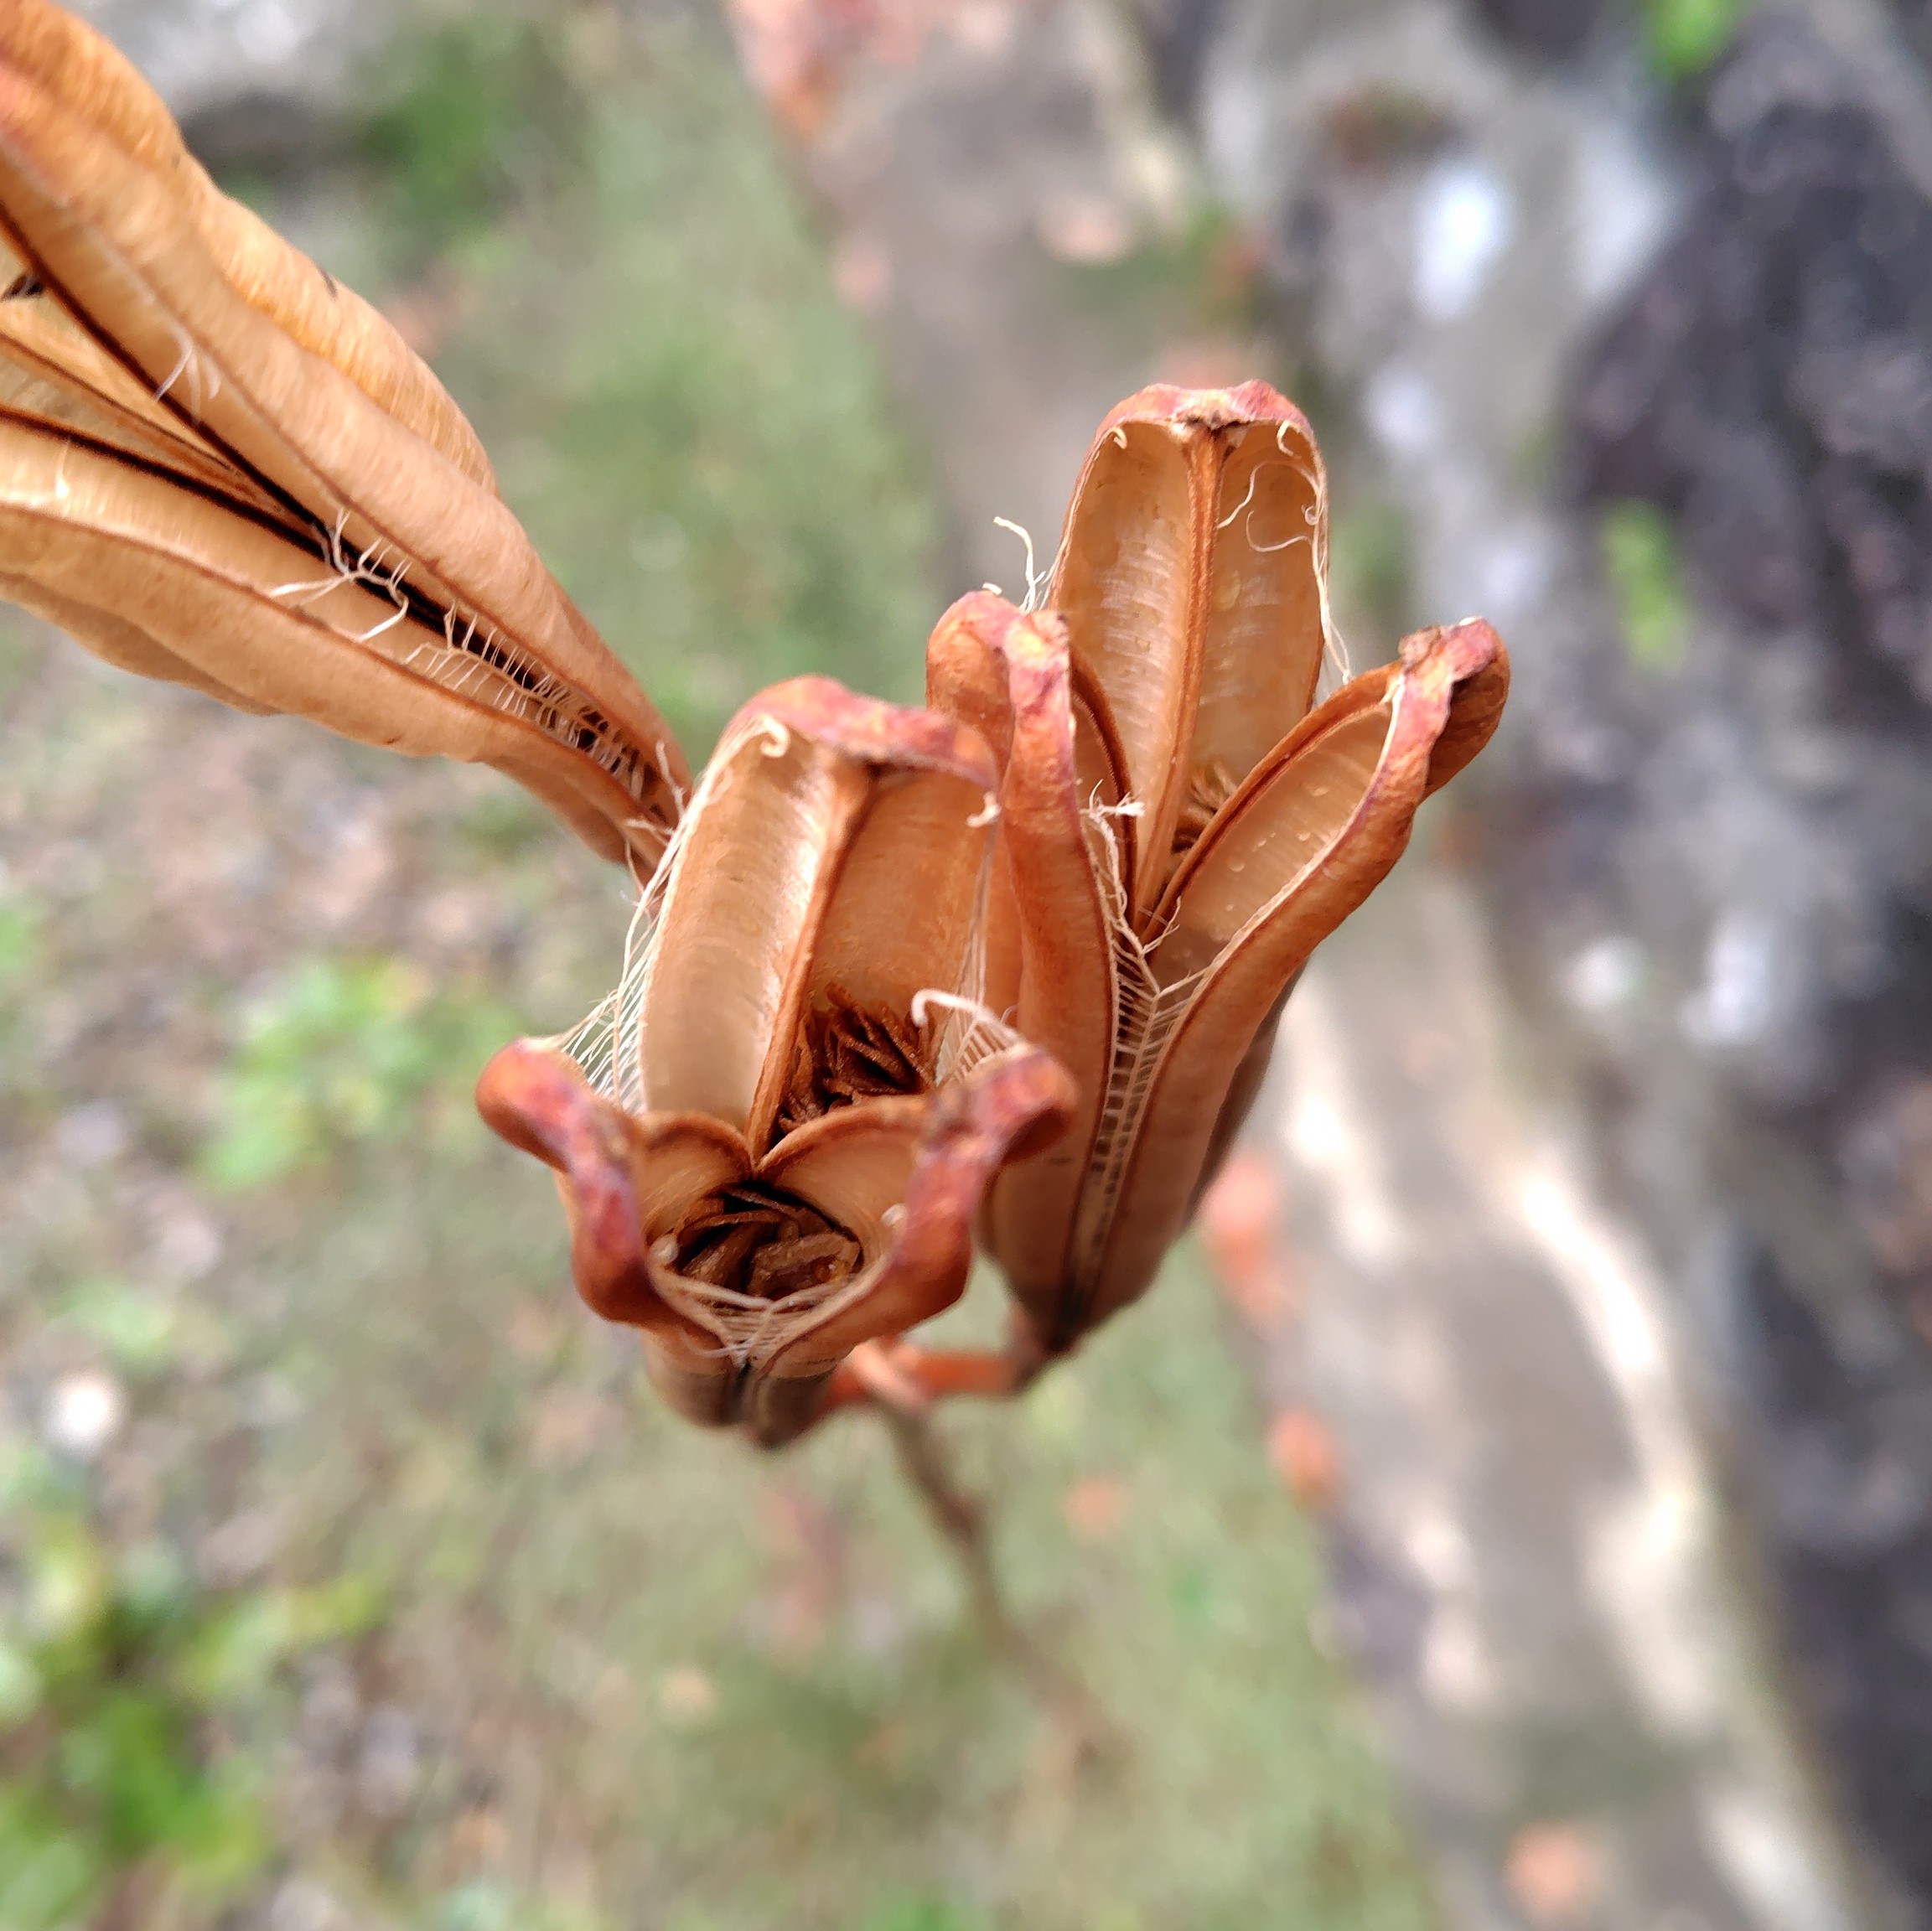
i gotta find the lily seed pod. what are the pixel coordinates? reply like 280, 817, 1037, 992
477, 679, 1075, 1446
0, 4, 1511, 1444
0, 0, 687, 868
928, 383, 1509, 1361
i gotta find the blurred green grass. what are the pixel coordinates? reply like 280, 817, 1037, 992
348, 4, 938, 751
0, 3, 1436, 1923
1598, 500, 1689, 676
202, 956, 517, 1190
266, 1133, 1432, 1931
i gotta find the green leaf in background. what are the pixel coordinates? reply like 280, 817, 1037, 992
57, 1278, 179, 1374
182, 1575, 385, 1706
0, 885, 39, 983
158, 1765, 272, 1905
859, 1896, 987, 1931
203, 955, 518, 1188
54, 1690, 268, 1897
0, 1635, 43, 1727
0, 1788, 101, 1931
179, 1593, 308, 1706
430, 1878, 608, 1931
1600, 499, 1690, 673
435, 1882, 522, 1931
360, 16, 581, 251
1643, 0, 1753, 80
23, 1515, 111, 1646
0, 1491, 366, 1922
60, 1690, 199, 1857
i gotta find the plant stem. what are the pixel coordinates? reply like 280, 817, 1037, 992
878, 1402, 1113, 1764
879, 1400, 1008, 1636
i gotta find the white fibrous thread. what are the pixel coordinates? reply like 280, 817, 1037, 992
1064, 789, 1205, 1324
262, 503, 666, 815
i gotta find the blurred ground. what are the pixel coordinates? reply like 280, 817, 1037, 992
0, 3, 1433, 1927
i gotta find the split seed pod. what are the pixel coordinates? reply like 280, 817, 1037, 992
929, 383, 1509, 1355
477, 679, 1075, 1447
0, 0, 686, 867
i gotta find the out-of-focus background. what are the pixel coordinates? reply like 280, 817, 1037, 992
3, 0, 1931, 1925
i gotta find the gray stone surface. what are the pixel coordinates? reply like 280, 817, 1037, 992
1272, 869, 1866, 1931
69, 0, 362, 122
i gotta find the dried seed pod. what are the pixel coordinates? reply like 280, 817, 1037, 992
478, 678, 1075, 1445
1049, 381, 1333, 919
0, 1, 687, 867
928, 385, 1510, 1357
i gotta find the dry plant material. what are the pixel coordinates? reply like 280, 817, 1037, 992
925, 382, 1509, 1362
776, 987, 933, 1133
477, 680, 1074, 1445
0, 6, 1512, 1452
0, 1, 687, 868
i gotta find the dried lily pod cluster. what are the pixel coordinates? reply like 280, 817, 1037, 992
0, 4, 1508, 1445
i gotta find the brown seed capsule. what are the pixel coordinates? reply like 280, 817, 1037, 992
0, 0, 686, 867
477, 678, 1075, 1446
927, 383, 1510, 1356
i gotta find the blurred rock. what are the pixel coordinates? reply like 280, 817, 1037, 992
1463, 0, 1610, 60
1842, 1077, 1932, 1279
355, 1704, 423, 1820
42, 1369, 125, 1460
269, 1877, 355, 1931
52, 1100, 127, 1170
198, 1504, 287, 1585
1555, 17, 1932, 1907
66, 0, 371, 132
1575, 13, 1932, 707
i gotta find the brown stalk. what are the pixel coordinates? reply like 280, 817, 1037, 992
857, 1357, 1112, 1766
